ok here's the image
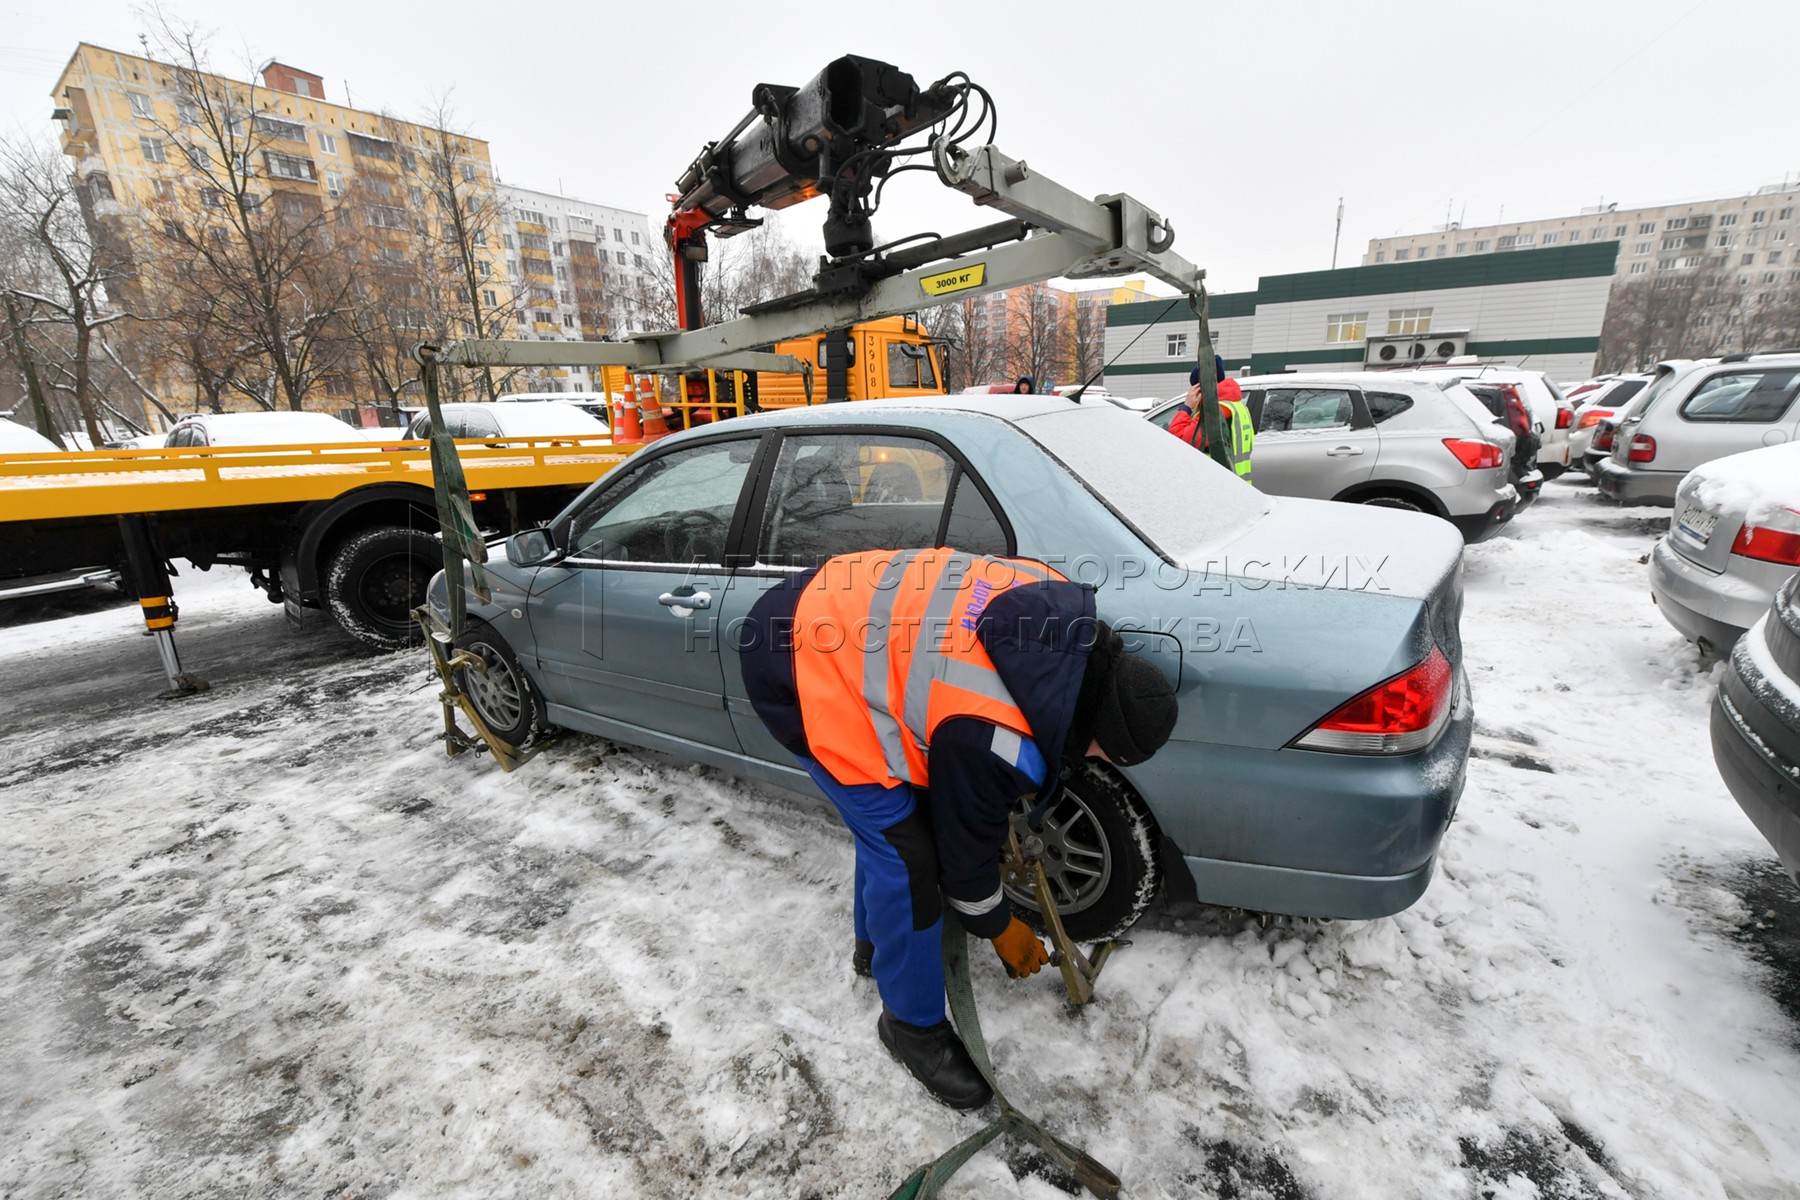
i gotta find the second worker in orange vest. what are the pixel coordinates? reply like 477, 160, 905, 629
738, 548, 1178, 1110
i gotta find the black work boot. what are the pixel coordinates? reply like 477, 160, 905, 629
852, 939, 874, 979
877, 1009, 993, 1111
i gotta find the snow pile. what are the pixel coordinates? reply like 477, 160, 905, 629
1, 484, 1798, 1198
1687, 441, 1800, 529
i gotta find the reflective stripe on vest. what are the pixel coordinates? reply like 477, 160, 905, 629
1223, 399, 1254, 480
791, 550, 1064, 789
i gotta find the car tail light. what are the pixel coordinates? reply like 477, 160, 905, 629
1576, 409, 1611, 429
1555, 406, 1574, 430
1593, 425, 1616, 451
1295, 647, 1455, 754
1442, 438, 1504, 469
1628, 434, 1657, 463
1731, 506, 1800, 566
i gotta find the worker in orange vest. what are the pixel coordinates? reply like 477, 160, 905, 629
738, 549, 1178, 1109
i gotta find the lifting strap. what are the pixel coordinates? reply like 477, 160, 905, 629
888, 911, 1121, 1200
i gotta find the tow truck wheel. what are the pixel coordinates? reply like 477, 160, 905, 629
451, 621, 548, 749
324, 526, 441, 650
1004, 760, 1163, 943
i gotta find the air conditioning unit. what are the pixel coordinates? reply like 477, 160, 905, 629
1363, 332, 1469, 369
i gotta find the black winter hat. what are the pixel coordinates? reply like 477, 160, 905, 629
1068, 622, 1179, 767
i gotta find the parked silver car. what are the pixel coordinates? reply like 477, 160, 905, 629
1596, 353, 1800, 505
1649, 441, 1800, 653
429, 396, 1474, 934
1569, 374, 1650, 470
1146, 374, 1518, 542
1712, 570, 1800, 885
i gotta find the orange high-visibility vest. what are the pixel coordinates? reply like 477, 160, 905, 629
791, 549, 1066, 789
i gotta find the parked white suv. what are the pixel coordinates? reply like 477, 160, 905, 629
1146, 373, 1519, 541
1595, 353, 1800, 505
1402, 364, 1574, 478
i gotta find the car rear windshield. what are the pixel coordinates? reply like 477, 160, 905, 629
1018, 405, 1271, 563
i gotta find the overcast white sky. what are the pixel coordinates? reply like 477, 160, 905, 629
4, 0, 1796, 295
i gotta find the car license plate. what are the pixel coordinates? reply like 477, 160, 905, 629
1676, 504, 1717, 546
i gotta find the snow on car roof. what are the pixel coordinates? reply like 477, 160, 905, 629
1686, 441, 1800, 528
179, 412, 363, 445
440, 401, 607, 435
0, 421, 63, 453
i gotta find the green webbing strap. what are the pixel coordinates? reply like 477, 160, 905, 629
415, 344, 491, 637
1187, 290, 1231, 475
888, 912, 1121, 1200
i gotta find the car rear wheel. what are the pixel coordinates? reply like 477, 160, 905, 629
1361, 495, 1425, 513
451, 620, 549, 749
324, 525, 440, 650
1004, 761, 1163, 942
1540, 463, 1566, 481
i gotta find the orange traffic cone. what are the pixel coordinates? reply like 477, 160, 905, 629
615, 375, 643, 443
640, 375, 671, 441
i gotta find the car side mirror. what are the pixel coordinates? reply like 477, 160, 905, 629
505, 527, 561, 567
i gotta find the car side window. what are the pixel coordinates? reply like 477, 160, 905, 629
456, 409, 502, 438
1364, 391, 1415, 424
941, 471, 1010, 556
1261, 388, 1353, 433
569, 439, 758, 564
1148, 403, 1181, 431
757, 433, 958, 566
1680, 370, 1800, 423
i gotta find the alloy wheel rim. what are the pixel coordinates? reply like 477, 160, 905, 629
1005, 791, 1113, 915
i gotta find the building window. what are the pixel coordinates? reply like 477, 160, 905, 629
563, 315, 575, 328
366, 205, 408, 230
1165, 332, 1189, 357
1748, 232, 1762, 247
1780, 207, 1794, 221
200, 187, 224, 209
316, 131, 337, 155
1742, 253, 1756, 265
482, 289, 497, 307
88, 172, 115, 203
630, 230, 641, 246
615, 249, 626, 264
128, 91, 153, 118
262, 151, 317, 181
1660, 236, 1685, 251
1716, 234, 1733, 248
255, 115, 306, 142
613, 228, 624, 242
324, 171, 344, 198
1592, 228, 1606, 240
1777, 229, 1790, 242
184, 145, 208, 169
1394, 248, 1409, 261
516, 208, 545, 225
1615, 224, 1628, 237
1763, 272, 1778, 284
533, 310, 553, 325
472, 231, 487, 247
549, 217, 559, 230
1629, 262, 1648, 274
633, 253, 644, 268
1752, 211, 1767, 224
1435, 244, 1447, 257
139, 135, 166, 164
1666, 217, 1688, 230
462, 164, 477, 182
553, 241, 565, 256
1718, 213, 1738, 227
1387, 307, 1432, 335
1637, 222, 1655, 235
1455, 241, 1468, 254
478, 260, 492, 276
1769, 251, 1783, 264
1374, 250, 1385, 262
1324, 312, 1368, 344
1474, 240, 1490, 252
1634, 242, 1652, 254
1541, 232, 1557, 245
503, 233, 515, 249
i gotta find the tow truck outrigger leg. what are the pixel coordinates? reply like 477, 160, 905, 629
118, 514, 208, 699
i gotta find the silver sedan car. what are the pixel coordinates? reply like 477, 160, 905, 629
430, 396, 1474, 937
1650, 442, 1800, 654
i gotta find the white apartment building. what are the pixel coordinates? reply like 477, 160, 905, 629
1364, 183, 1800, 298
495, 183, 657, 392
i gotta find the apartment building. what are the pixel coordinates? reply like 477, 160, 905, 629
49, 43, 513, 418
963, 280, 1155, 387
1364, 184, 1800, 294
494, 184, 655, 393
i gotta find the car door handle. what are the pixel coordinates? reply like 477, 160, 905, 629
1325, 445, 1365, 456
658, 589, 712, 610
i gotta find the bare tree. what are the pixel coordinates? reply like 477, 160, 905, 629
0, 135, 132, 446
1073, 295, 1108, 385
131, 20, 355, 412
955, 294, 1007, 387
1009, 283, 1072, 387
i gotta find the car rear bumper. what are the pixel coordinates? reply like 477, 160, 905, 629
1648, 537, 1767, 649
1712, 632, 1800, 883
1594, 457, 1680, 505
1135, 674, 1473, 920
1449, 490, 1519, 543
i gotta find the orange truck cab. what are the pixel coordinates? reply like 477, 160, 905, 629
756, 315, 948, 407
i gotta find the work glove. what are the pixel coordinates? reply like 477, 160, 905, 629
991, 916, 1050, 979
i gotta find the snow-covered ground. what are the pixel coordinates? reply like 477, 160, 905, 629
3, 482, 1798, 1199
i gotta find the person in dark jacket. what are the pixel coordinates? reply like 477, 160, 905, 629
738, 549, 1177, 1109
1168, 355, 1255, 482
1013, 376, 1035, 394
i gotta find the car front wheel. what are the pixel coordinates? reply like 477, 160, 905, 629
1003, 761, 1163, 942
451, 620, 550, 749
